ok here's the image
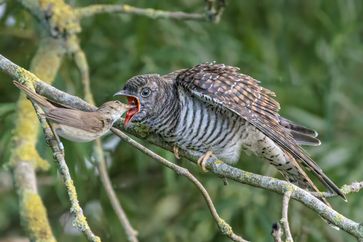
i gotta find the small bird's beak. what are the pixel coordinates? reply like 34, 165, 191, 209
114, 90, 140, 127
124, 104, 135, 109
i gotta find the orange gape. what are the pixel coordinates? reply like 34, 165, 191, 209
124, 96, 140, 127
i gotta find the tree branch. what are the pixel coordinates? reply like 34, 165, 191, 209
0, 53, 100, 242
76, 4, 205, 21
2, 54, 363, 241
280, 190, 293, 242
37, 108, 101, 242
7, 36, 65, 242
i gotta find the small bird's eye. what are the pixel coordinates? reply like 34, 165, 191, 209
140, 87, 152, 98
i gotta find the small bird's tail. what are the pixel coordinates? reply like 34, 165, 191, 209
13, 81, 54, 111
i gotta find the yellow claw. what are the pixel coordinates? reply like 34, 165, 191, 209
173, 146, 180, 160
197, 151, 214, 172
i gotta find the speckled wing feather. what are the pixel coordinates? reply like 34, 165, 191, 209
175, 63, 345, 199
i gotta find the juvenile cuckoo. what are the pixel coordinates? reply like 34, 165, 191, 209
115, 63, 345, 201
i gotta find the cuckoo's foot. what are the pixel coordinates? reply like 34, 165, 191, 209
197, 151, 216, 172
173, 146, 180, 160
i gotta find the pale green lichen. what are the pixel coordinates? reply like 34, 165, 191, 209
65, 180, 78, 205
64, 180, 101, 242
21, 192, 56, 242
8, 95, 49, 171
213, 159, 224, 166
332, 213, 345, 225
39, 0, 81, 37
16, 67, 38, 85
217, 218, 233, 235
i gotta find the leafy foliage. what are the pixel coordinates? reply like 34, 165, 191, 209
0, 1, 362, 241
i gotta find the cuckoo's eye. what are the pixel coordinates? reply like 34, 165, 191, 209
140, 87, 152, 98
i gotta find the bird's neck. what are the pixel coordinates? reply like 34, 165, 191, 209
146, 84, 180, 137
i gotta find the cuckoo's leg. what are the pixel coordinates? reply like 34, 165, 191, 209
173, 146, 181, 160
197, 151, 217, 172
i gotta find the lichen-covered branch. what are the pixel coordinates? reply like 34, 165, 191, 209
0, 53, 100, 242
76, 4, 205, 21
74, 48, 139, 242
40, 118, 101, 242
2, 55, 363, 241
8, 0, 83, 240
7, 37, 64, 242
280, 190, 293, 242
13, 162, 55, 242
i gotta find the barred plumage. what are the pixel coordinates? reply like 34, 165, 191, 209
116, 63, 345, 202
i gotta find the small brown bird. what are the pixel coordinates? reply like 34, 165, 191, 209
115, 63, 346, 202
14, 81, 132, 142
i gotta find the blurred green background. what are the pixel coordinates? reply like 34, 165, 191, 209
0, 0, 363, 241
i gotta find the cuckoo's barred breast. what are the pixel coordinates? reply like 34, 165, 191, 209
118, 62, 345, 201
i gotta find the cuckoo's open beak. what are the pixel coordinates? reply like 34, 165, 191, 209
114, 90, 140, 127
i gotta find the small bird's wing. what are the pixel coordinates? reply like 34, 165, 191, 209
45, 108, 106, 133
175, 63, 345, 199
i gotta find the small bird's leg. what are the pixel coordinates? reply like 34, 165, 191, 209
197, 151, 217, 172
173, 146, 180, 160
49, 124, 64, 155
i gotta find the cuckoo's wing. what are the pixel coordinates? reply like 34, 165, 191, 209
279, 117, 321, 146
175, 63, 345, 199
46, 108, 105, 133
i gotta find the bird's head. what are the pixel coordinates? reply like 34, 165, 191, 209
98, 100, 134, 124
114, 74, 169, 127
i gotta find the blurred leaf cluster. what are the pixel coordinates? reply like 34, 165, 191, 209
0, 1, 362, 241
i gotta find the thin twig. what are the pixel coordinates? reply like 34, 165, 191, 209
281, 190, 293, 242
110, 128, 249, 242
312, 181, 363, 198
76, 4, 205, 20
271, 223, 283, 242
95, 140, 139, 242
73, 48, 139, 242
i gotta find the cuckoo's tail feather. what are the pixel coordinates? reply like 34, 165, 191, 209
278, 152, 334, 205
290, 130, 321, 146
279, 117, 321, 146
